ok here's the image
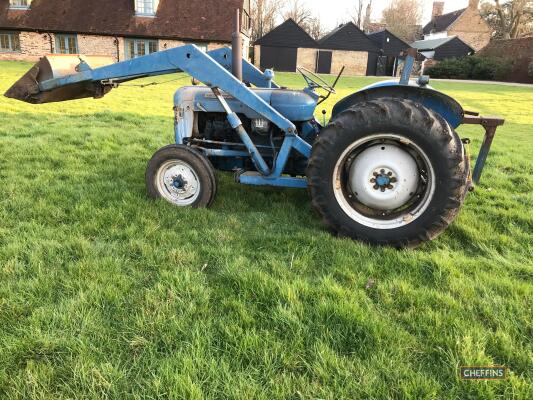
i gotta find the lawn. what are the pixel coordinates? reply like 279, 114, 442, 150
0, 60, 532, 399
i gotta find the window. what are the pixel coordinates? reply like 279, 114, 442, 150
55, 34, 78, 54
9, 0, 31, 9
242, 0, 251, 32
0, 31, 21, 52
125, 38, 159, 59
241, 9, 251, 32
135, 0, 157, 16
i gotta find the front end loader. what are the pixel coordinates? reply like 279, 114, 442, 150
4, 37, 504, 247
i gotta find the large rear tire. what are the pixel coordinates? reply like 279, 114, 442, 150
307, 99, 468, 248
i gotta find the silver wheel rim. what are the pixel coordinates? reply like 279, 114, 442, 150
156, 160, 201, 206
333, 134, 436, 230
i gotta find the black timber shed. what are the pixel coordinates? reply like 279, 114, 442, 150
411, 36, 475, 61
254, 19, 317, 72
367, 29, 412, 76
317, 22, 380, 75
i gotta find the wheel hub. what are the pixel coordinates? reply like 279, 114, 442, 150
371, 169, 398, 192
159, 161, 200, 205
172, 174, 188, 190
349, 144, 420, 210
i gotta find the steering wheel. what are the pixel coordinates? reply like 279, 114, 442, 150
297, 66, 336, 96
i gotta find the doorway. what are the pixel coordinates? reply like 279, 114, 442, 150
316, 51, 332, 74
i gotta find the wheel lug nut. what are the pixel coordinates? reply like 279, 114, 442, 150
390, 177, 397, 183
373, 185, 379, 190
370, 178, 376, 183
387, 184, 393, 189
387, 172, 393, 176
373, 172, 378, 177
380, 169, 385, 174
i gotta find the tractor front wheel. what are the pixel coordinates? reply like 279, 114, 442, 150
146, 145, 217, 208
307, 99, 468, 248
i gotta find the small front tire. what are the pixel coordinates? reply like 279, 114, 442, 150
146, 145, 217, 208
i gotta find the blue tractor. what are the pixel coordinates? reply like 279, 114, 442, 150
5, 38, 504, 247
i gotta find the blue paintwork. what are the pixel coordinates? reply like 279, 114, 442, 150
32, 44, 470, 190
201, 149, 249, 157
332, 80, 464, 129
270, 90, 317, 122
360, 79, 425, 90
227, 112, 241, 129
173, 87, 316, 122
300, 121, 321, 141
376, 175, 390, 186
239, 174, 308, 188
39, 44, 296, 134
399, 55, 415, 85
207, 47, 280, 89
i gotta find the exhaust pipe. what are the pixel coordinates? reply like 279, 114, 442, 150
4, 54, 115, 104
232, 8, 243, 82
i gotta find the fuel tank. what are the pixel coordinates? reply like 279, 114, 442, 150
174, 87, 317, 122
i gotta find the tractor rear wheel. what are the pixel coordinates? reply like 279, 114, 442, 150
146, 145, 217, 208
307, 99, 468, 248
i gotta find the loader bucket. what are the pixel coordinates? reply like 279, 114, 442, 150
4, 55, 115, 104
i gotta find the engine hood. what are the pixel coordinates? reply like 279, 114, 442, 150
174, 87, 317, 122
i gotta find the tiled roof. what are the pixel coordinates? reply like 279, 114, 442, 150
0, 0, 244, 42
422, 8, 466, 35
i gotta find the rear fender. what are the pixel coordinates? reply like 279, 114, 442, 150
332, 81, 464, 129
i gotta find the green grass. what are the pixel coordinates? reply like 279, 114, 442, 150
0, 60, 532, 399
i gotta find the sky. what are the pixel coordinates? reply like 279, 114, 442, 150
295, 0, 472, 30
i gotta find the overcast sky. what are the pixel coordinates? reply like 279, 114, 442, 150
294, 0, 472, 30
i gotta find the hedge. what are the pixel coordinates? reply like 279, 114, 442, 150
425, 56, 512, 81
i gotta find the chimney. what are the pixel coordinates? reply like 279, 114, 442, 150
469, 0, 479, 9
432, 2, 444, 19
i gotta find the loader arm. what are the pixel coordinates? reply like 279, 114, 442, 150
207, 47, 279, 89
8, 45, 294, 133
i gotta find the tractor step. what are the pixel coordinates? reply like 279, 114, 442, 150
236, 171, 308, 189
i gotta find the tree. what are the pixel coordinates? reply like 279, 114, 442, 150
480, 0, 533, 39
283, 0, 312, 27
364, 0, 373, 31
351, 0, 365, 28
307, 16, 326, 40
351, 0, 373, 31
251, 0, 283, 42
381, 0, 423, 42
283, 0, 324, 39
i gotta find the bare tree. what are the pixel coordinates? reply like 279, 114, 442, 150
364, 0, 373, 31
481, 0, 533, 39
351, 0, 365, 28
382, 0, 423, 42
283, 0, 312, 26
251, 0, 283, 42
307, 16, 326, 40
351, 0, 373, 30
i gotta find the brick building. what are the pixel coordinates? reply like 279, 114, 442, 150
0, 0, 251, 62
477, 37, 533, 83
423, 0, 491, 51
